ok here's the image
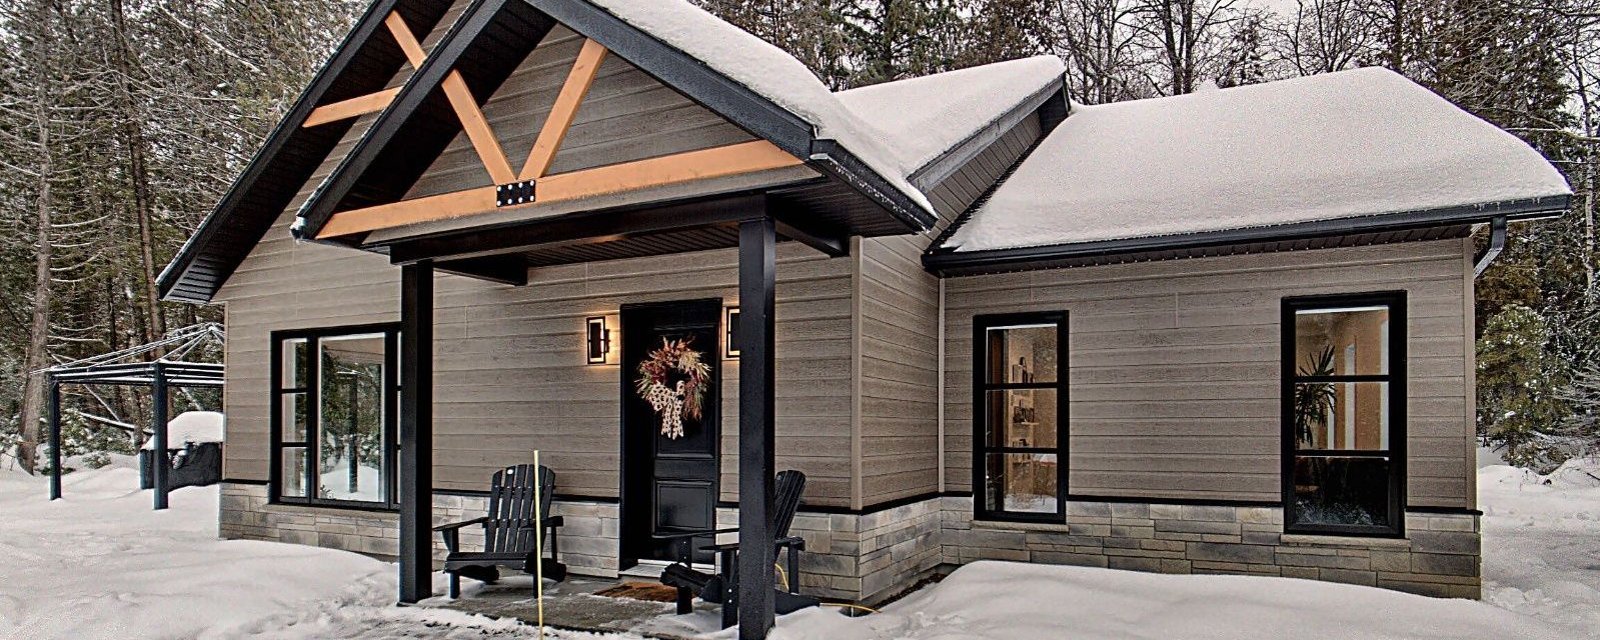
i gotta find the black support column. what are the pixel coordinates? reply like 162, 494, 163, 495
151, 362, 170, 510
737, 216, 777, 639
399, 261, 435, 604
48, 378, 61, 501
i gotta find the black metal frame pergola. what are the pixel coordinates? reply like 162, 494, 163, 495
43, 326, 225, 510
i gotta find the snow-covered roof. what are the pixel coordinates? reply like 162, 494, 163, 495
588, 0, 1063, 214
142, 411, 224, 450
941, 67, 1572, 253
836, 56, 1065, 176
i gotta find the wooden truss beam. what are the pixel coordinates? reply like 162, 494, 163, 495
317, 140, 803, 238
383, 11, 517, 184
520, 38, 608, 180
303, 87, 403, 128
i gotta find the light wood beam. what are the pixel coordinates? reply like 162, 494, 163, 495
519, 38, 608, 180
318, 140, 804, 238
303, 88, 403, 127
384, 11, 517, 184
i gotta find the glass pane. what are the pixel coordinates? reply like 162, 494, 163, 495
319, 334, 387, 502
985, 453, 1059, 514
1292, 382, 1389, 450
985, 324, 1057, 384
281, 338, 308, 389
985, 389, 1058, 449
281, 392, 308, 442
1291, 456, 1392, 528
280, 447, 307, 498
1294, 306, 1389, 377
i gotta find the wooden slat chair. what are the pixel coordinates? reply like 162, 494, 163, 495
434, 464, 566, 598
658, 470, 818, 628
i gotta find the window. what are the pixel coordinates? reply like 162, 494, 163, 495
1282, 293, 1405, 536
272, 325, 400, 509
973, 312, 1067, 521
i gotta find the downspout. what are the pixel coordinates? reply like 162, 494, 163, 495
937, 276, 946, 493
1473, 217, 1508, 278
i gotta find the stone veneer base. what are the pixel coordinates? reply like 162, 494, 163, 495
220, 483, 1480, 604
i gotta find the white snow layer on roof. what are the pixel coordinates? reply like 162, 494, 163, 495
587, 0, 1063, 215
836, 56, 1065, 173
943, 67, 1571, 252
142, 411, 224, 450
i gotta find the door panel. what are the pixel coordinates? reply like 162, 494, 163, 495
620, 299, 722, 565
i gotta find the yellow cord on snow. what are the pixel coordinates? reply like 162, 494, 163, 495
823, 603, 881, 615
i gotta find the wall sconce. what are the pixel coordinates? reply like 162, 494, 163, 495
585, 316, 611, 365
724, 306, 740, 359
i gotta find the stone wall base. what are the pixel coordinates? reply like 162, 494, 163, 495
220, 484, 1480, 603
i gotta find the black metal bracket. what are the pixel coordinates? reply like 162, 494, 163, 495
496, 180, 536, 207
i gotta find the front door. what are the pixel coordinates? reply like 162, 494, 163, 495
620, 299, 722, 565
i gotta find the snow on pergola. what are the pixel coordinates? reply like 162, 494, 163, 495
42, 323, 225, 509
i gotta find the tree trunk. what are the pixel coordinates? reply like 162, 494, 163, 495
17, 99, 55, 474
110, 0, 165, 348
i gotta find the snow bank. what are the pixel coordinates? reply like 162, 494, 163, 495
755, 560, 1563, 640
141, 410, 224, 450
586, 0, 1064, 215
944, 67, 1572, 252
1478, 457, 1600, 632
836, 56, 1064, 173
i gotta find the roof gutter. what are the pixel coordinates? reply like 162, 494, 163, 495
1473, 216, 1508, 278
925, 194, 1569, 276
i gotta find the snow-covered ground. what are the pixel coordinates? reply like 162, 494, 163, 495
2, 453, 1594, 639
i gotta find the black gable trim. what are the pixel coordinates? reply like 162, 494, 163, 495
907, 78, 1066, 193
295, 0, 554, 242
157, 0, 458, 304
924, 195, 1570, 276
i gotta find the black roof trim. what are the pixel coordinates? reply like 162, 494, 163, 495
907, 77, 1066, 193
157, 0, 453, 303
924, 194, 1570, 276
295, 0, 513, 242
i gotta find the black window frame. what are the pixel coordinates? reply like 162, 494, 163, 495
1281, 292, 1407, 537
270, 323, 402, 511
972, 311, 1069, 523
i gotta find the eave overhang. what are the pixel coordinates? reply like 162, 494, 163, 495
923, 194, 1571, 277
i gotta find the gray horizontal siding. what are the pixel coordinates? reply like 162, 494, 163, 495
941, 239, 1476, 509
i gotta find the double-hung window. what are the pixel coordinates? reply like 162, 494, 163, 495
272, 325, 400, 509
1283, 293, 1405, 536
973, 312, 1067, 522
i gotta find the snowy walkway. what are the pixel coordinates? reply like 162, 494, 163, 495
0, 457, 1593, 639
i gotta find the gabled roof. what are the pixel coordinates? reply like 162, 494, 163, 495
159, 0, 1066, 303
927, 67, 1572, 274
156, 0, 460, 304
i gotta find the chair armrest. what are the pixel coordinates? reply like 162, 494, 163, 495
517, 516, 564, 529
432, 516, 488, 532
651, 527, 737, 541
701, 534, 806, 553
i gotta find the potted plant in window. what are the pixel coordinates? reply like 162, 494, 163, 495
1294, 346, 1337, 448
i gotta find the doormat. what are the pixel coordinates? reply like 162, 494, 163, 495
595, 582, 680, 603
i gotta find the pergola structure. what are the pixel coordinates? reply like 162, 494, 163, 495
44, 324, 225, 509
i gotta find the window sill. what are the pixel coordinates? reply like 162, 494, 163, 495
1279, 533, 1410, 548
971, 518, 1071, 533
264, 501, 399, 518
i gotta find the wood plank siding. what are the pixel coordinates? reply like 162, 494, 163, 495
939, 239, 1477, 509
853, 113, 1043, 507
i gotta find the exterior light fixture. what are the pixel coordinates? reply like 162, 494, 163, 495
586, 316, 610, 364
725, 306, 740, 359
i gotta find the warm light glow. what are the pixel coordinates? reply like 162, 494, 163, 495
725, 307, 740, 359
586, 317, 610, 364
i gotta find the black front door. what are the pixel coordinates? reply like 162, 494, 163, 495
620, 299, 722, 565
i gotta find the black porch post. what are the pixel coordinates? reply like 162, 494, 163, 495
399, 261, 435, 604
48, 378, 61, 501
152, 361, 170, 510
737, 215, 777, 639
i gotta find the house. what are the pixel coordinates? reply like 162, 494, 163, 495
157, 0, 1571, 636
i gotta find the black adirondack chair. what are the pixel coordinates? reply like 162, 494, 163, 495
434, 464, 566, 598
658, 469, 818, 628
